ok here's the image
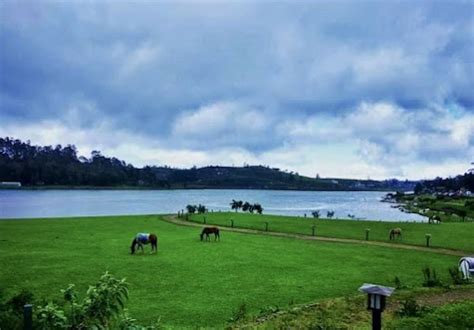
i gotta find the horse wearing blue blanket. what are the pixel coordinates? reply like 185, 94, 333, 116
131, 233, 158, 254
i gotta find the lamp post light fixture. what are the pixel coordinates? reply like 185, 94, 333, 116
358, 283, 395, 330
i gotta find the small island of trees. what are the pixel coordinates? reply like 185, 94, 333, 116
230, 200, 263, 214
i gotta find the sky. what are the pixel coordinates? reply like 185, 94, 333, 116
1, 1, 473, 180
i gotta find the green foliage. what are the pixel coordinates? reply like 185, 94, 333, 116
6, 289, 34, 316
4, 137, 411, 190
389, 300, 474, 330
448, 266, 469, 285
0, 289, 35, 329
186, 204, 207, 214
258, 305, 280, 317
35, 302, 68, 329
228, 303, 247, 323
396, 297, 430, 317
186, 204, 196, 213
422, 267, 443, 287
0, 290, 33, 329
465, 200, 474, 210
393, 276, 405, 290
81, 272, 129, 327
197, 204, 207, 214
118, 309, 162, 329
311, 210, 320, 218
34, 272, 131, 329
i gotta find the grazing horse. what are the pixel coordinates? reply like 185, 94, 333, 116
389, 228, 402, 240
429, 215, 441, 224
200, 227, 220, 241
131, 233, 158, 254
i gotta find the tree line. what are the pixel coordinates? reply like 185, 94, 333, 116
186, 204, 207, 214
0, 137, 152, 186
414, 172, 474, 194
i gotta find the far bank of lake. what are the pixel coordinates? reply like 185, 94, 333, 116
0, 189, 425, 221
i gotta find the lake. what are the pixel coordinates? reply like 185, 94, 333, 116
0, 189, 426, 222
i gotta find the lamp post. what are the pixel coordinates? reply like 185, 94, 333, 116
358, 283, 394, 330
24, 304, 33, 330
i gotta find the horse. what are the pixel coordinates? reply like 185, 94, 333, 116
389, 228, 402, 240
428, 215, 441, 224
131, 233, 158, 254
200, 227, 220, 241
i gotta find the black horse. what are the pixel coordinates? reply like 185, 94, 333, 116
200, 227, 220, 241
131, 233, 158, 254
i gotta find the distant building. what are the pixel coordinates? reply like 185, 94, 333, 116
0, 182, 22, 188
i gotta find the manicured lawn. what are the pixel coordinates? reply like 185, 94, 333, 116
0, 215, 460, 327
189, 212, 474, 252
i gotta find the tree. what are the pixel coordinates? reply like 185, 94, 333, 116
242, 202, 251, 212
253, 203, 263, 214
230, 200, 239, 212
311, 210, 320, 218
326, 210, 334, 219
197, 204, 207, 214
186, 204, 197, 214
248, 204, 255, 213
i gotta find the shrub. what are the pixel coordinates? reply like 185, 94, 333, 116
389, 301, 474, 329
228, 303, 247, 323
35, 302, 67, 330
396, 297, 429, 317
422, 267, 443, 287
393, 276, 403, 289
448, 266, 469, 285
0, 289, 35, 329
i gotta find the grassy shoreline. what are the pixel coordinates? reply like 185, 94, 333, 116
188, 212, 474, 252
387, 193, 474, 223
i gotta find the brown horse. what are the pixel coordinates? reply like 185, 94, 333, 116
389, 228, 402, 240
131, 233, 158, 254
200, 227, 220, 241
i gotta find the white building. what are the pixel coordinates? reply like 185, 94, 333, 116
0, 182, 22, 188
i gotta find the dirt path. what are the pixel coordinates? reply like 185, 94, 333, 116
162, 215, 470, 257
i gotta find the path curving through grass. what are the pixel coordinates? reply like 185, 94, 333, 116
166, 215, 470, 256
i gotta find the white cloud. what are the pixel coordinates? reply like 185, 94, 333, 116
171, 101, 272, 149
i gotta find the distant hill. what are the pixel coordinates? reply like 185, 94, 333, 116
0, 137, 416, 191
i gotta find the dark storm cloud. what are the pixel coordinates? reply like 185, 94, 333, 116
0, 0, 473, 171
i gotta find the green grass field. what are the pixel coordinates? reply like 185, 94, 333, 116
189, 212, 474, 252
0, 215, 463, 327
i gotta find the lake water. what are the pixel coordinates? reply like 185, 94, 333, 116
0, 189, 426, 222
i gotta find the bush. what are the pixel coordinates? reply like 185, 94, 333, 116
422, 267, 443, 287
393, 276, 404, 289
448, 266, 469, 285
0, 274, 158, 329
228, 303, 247, 323
389, 301, 474, 330
0, 289, 35, 329
397, 297, 429, 317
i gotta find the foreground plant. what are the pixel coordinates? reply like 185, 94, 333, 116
32, 272, 160, 329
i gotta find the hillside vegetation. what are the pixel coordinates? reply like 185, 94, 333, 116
0, 137, 415, 191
